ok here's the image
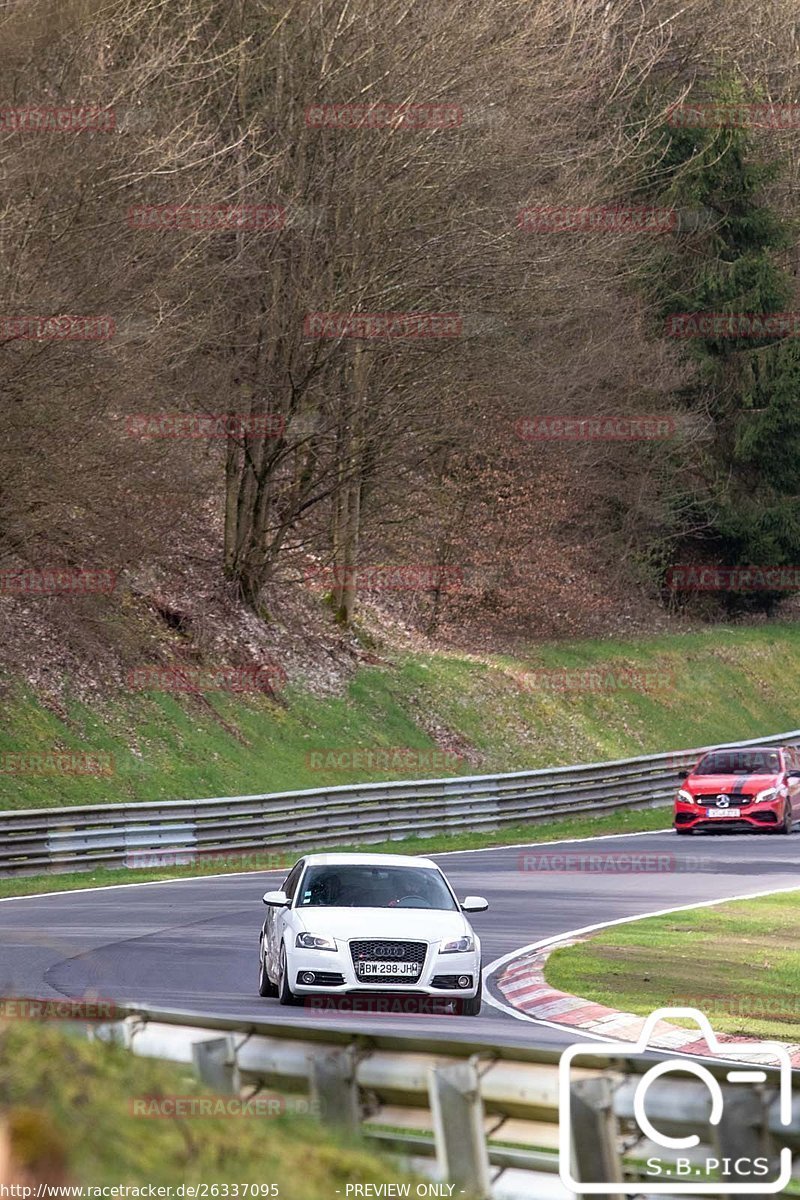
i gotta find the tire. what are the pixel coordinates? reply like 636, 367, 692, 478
675, 828, 692, 836
258, 939, 278, 997
461, 970, 483, 1017
278, 943, 302, 1006
777, 804, 792, 835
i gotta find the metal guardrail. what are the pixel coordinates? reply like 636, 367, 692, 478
2, 728, 799, 876
94, 1003, 799, 1200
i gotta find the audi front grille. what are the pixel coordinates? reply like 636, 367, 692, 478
349, 939, 427, 983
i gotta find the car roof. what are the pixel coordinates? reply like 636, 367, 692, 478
297, 852, 440, 869
701, 745, 786, 754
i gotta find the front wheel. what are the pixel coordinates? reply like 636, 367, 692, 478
278, 943, 302, 1006
674, 828, 692, 836
258, 939, 278, 997
461, 970, 483, 1017
777, 804, 793, 835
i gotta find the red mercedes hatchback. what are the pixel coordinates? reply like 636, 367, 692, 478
673, 745, 800, 835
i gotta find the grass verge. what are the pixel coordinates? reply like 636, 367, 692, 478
2, 624, 800, 809
0, 805, 671, 899
544, 889, 800, 1041
0, 1021, 419, 1194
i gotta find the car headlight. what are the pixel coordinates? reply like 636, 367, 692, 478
439, 935, 476, 954
754, 787, 779, 804
677, 789, 695, 805
295, 933, 337, 951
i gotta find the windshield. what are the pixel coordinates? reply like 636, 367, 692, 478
296, 865, 458, 910
694, 750, 782, 776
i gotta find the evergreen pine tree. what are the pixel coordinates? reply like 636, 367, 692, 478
644, 78, 800, 609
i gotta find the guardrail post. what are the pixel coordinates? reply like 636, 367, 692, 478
192, 1036, 240, 1094
713, 1086, 771, 1200
569, 1077, 623, 1200
308, 1047, 361, 1131
428, 1059, 492, 1198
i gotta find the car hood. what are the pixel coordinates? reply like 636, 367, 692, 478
294, 906, 472, 943
685, 772, 781, 794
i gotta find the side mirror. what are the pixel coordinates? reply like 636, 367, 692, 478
461, 895, 489, 913
677, 769, 689, 780
789, 770, 800, 779
262, 890, 289, 906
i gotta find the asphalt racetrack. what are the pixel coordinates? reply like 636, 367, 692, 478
1, 826, 798, 1048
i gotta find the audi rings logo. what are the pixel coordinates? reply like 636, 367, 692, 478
716, 794, 730, 807
369, 943, 405, 958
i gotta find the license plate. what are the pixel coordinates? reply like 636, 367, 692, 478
357, 961, 418, 976
706, 808, 740, 818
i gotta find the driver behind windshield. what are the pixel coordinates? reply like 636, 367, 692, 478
697, 750, 778, 775
306, 871, 342, 906
297, 865, 457, 910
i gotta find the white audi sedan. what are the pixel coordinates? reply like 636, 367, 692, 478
258, 852, 488, 1014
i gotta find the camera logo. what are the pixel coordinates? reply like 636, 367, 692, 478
558, 1007, 792, 1194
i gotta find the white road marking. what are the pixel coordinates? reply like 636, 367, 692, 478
0, 825, 673, 905
483, 879, 800, 1044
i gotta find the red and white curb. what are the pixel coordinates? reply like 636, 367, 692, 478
498, 936, 800, 1065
